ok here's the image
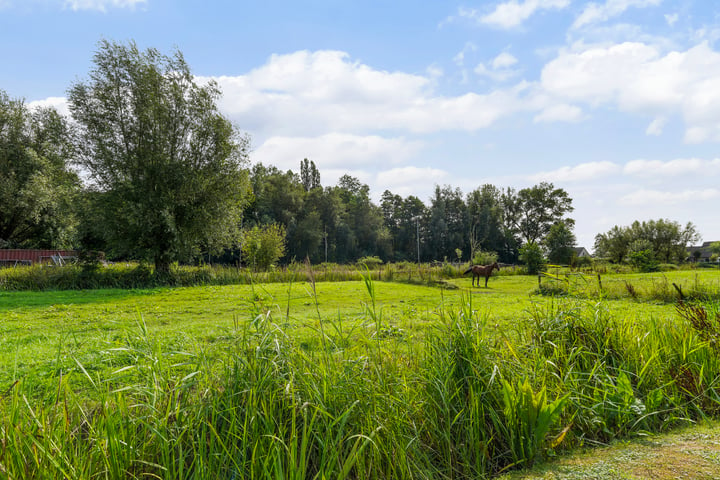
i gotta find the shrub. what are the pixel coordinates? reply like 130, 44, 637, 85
519, 242, 545, 275
357, 256, 383, 269
472, 249, 499, 266
241, 224, 287, 271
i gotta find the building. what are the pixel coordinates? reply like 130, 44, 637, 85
687, 242, 719, 262
0, 249, 77, 267
573, 247, 591, 258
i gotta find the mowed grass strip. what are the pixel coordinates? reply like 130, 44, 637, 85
499, 421, 720, 480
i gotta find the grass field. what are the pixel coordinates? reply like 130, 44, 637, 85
1, 267, 719, 478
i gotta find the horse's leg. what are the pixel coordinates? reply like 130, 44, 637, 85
485, 275, 489, 287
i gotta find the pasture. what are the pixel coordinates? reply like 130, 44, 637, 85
1, 267, 720, 478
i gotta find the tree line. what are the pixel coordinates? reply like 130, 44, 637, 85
243, 162, 577, 266
1, 40, 704, 271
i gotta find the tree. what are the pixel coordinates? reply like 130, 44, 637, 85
68, 40, 250, 272
594, 219, 700, 265
628, 219, 700, 263
519, 242, 545, 275
427, 185, 467, 261
594, 225, 630, 263
504, 182, 574, 245
0, 90, 80, 248
241, 224, 286, 270
334, 175, 388, 262
710, 242, 720, 263
467, 184, 514, 262
300, 158, 321, 191
628, 238, 657, 272
544, 221, 576, 265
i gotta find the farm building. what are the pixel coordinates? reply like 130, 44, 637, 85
687, 241, 719, 262
0, 249, 77, 267
574, 247, 591, 258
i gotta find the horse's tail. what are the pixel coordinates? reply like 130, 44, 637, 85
463, 267, 473, 275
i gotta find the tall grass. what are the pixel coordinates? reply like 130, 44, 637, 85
0, 261, 480, 291
2, 286, 720, 477
535, 271, 720, 303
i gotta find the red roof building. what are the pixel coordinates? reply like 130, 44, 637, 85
0, 249, 77, 266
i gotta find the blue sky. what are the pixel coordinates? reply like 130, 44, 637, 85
2, 0, 719, 250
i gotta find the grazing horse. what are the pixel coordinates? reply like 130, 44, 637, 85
464, 262, 500, 288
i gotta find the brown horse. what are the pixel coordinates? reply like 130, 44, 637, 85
464, 262, 500, 287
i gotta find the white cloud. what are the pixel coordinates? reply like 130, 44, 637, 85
252, 133, 424, 172
477, 0, 570, 29
474, 51, 521, 82
206, 50, 530, 136
376, 166, 449, 198
1, 0, 145, 10
64, 0, 145, 11
572, 0, 662, 30
453, 42, 477, 67
645, 116, 666, 135
492, 52, 519, 69
533, 103, 584, 123
529, 161, 621, 182
620, 188, 720, 205
624, 158, 720, 177
27, 96, 70, 117
541, 41, 720, 141
664, 13, 678, 27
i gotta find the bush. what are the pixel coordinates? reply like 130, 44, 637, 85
472, 249, 499, 266
357, 256, 383, 269
241, 224, 287, 271
519, 242, 545, 275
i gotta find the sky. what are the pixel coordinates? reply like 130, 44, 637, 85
2, 0, 719, 251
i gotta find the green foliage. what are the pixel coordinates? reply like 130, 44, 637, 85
503, 182, 574, 245
472, 249, 499, 265
544, 221, 576, 265
467, 184, 516, 263
241, 223, 287, 270
0, 90, 80, 249
595, 219, 701, 265
426, 185, 468, 262
501, 378, 568, 467
356, 255, 383, 268
520, 242, 546, 275
628, 239, 659, 272
68, 40, 250, 272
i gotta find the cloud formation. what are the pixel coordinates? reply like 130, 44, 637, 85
205, 50, 532, 136
64, 0, 146, 11
252, 133, 423, 172
541, 41, 720, 141
478, 0, 570, 29
620, 188, 720, 206
572, 0, 662, 30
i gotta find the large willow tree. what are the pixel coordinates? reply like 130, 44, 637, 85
69, 40, 250, 272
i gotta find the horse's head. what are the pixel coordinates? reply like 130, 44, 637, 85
493, 262, 500, 271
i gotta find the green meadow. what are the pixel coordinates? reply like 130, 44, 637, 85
1, 267, 720, 478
